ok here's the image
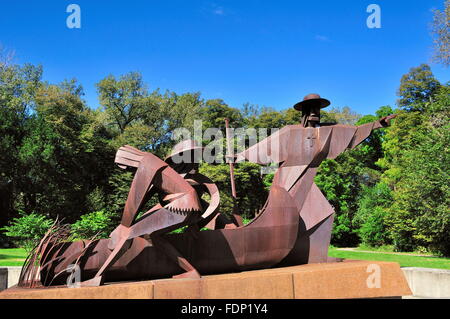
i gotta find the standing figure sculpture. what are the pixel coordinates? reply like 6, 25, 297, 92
236, 93, 396, 265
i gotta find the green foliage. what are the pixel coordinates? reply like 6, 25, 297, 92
331, 213, 356, 246
326, 106, 360, 125
354, 183, 393, 247
234, 162, 268, 217
397, 64, 441, 111
0, 63, 43, 228
358, 206, 389, 247
86, 187, 107, 213
98, 72, 203, 157
199, 162, 267, 219
383, 83, 449, 256
0, 212, 53, 252
97, 72, 150, 134
315, 153, 380, 247
430, 0, 450, 67
262, 173, 275, 192
315, 157, 358, 247
245, 107, 286, 129
70, 211, 115, 240
105, 168, 134, 217
200, 99, 244, 130
15, 82, 116, 222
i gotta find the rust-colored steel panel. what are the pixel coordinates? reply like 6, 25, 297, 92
38, 185, 298, 285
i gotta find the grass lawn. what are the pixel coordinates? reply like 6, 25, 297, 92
0, 248, 27, 266
329, 247, 450, 270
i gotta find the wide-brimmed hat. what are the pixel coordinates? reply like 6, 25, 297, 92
165, 139, 203, 165
293, 93, 331, 111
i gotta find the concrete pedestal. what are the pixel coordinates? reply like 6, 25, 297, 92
402, 267, 450, 298
0, 260, 411, 299
0, 267, 22, 291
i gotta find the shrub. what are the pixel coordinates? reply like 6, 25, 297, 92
331, 212, 359, 247
70, 211, 115, 240
358, 206, 390, 247
354, 182, 393, 247
0, 212, 54, 252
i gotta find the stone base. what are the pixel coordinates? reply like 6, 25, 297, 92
0, 260, 412, 299
0, 267, 24, 291
402, 267, 450, 298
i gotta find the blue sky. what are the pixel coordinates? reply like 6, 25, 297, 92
0, 0, 448, 115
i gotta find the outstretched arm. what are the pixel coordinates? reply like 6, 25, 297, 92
348, 114, 397, 149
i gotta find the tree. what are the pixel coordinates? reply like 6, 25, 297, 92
98, 73, 203, 157
152, 90, 203, 157
17, 82, 115, 222
315, 158, 359, 246
199, 99, 244, 130
0, 63, 43, 231
430, 0, 450, 67
97, 72, 151, 134
240, 102, 261, 124
283, 108, 302, 125
354, 182, 393, 247
397, 64, 441, 111
0, 45, 15, 66
382, 85, 449, 255
326, 106, 360, 125
247, 108, 286, 129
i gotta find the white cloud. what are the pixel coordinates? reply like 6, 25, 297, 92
213, 6, 225, 15
315, 35, 330, 42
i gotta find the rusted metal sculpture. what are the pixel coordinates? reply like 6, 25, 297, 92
78, 143, 208, 285
164, 139, 238, 230
35, 185, 299, 286
20, 93, 396, 288
236, 93, 396, 266
83, 140, 243, 285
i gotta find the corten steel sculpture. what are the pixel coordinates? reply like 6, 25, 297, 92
80, 140, 238, 286
19, 94, 396, 288
235, 93, 396, 266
